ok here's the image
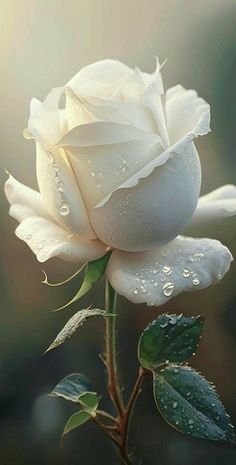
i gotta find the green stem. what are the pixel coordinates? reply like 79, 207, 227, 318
121, 367, 147, 454
105, 280, 124, 417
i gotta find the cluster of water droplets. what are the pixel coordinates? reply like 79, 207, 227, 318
131, 247, 208, 304
87, 159, 104, 189
114, 159, 130, 177
45, 148, 70, 217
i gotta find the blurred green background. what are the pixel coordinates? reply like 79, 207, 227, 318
1, 1, 236, 464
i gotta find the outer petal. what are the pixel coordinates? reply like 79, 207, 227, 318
25, 87, 67, 145
165, 85, 210, 144
36, 144, 96, 239
4, 175, 107, 263
107, 236, 233, 306
15, 217, 107, 263
90, 138, 201, 251
4, 174, 51, 222
64, 140, 163, 210
189, 185, 236, 226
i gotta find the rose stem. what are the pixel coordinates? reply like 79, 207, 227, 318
105, 280, 124, 418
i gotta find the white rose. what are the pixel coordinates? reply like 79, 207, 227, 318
5, 59, 236, 306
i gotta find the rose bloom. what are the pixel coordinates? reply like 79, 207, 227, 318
5, 59, 236, 306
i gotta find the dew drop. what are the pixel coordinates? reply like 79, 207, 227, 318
192, 277, 200, 286
188, 419, 194, 425
162, 282, 175, 297
140, 285, 147, 294
162, 265, 172, 275
183, 268, 191, 278
133, 288, 139, 295
59, 201, 70, 216
57, 181, 65, 192
26, 234, 32, 240
90, 172, 96, 177
173, 402, 178, 409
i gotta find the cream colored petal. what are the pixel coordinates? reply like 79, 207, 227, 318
59, 120, 160, 147
67, 59, 133, 97
27, 87, 67, 144
15, 216, 107, 263
166, 85, 210, 144
36, 144, 96, 239
90, 138, 201, 251
142, 64, 170, 148
107, 236, 233, 306
4, 174, 51, 221
189, 185, 236, 226
65, 139, 163, 210
65, 87, 157, 132
5, 174, 106, 263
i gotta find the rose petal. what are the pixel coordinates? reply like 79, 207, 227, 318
59, 121, 161, 147
107, 236, 233, 306
67, 59, 133, 98
90, 137, 201, 251
15, 216, 107, 263
4, 174, 51, 221
4, 175, 107, 263
166, 85, 210, 144
65, 139, 163, 210
65, 87, 157, 133
36, 144, 96, 239
141, 59, 170, 148
26, 87, 67, 145
189, 185, 236, 226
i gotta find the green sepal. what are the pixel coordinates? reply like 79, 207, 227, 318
153, 365, 236, 444
54, 251, 111, 311
138, 314, 204, 370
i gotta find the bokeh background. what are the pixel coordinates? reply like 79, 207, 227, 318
1, 1, 236, 464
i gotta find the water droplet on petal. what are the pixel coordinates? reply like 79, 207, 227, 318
183, 268, 191, 278
162, 282, 175, 297
133, 288, 139, 295
26, 234, 32, 240
59, 201, 70, 216
162, 265, 172, 275
57, 181, 65, 192
192, 277, 200, 286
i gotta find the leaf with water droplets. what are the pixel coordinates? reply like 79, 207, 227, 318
54, 251, 111, 311
46, 308, 107, 352
138, 314, 204, 370
63, 410, 91, 436
153, 365, 236, 443
50, 373, 99, 414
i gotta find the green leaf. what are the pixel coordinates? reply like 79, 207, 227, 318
54, 251, 111, 311
153, 365, 236, 443
63, 410, 91, 435
138, 314, 204, 370
78, 392, 99, 414
50, 373, 99, 413
46, 308, 106, 352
